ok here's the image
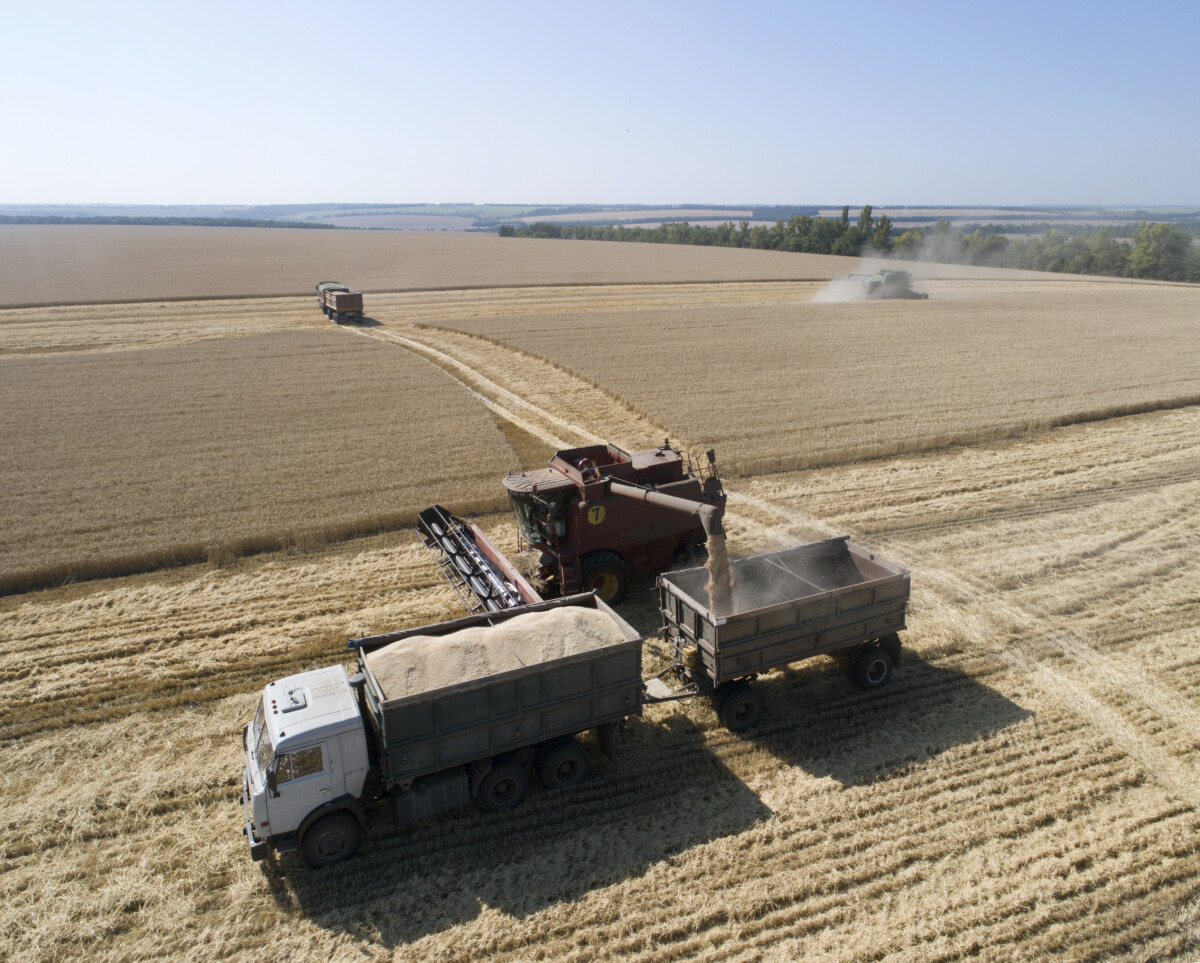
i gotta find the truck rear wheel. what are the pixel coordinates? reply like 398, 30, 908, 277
853, 645, 893, 690
581, 551, 629, 604
477, 759, 528, 813
719, 683, 763, 732
539, 738, 591, 790
300, 813, 361, 868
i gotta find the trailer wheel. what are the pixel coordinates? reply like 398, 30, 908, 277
477, 759, 528, 813
853, 645, 893, 690
300, 813, 361, 868
719, 683, 764, 732
539, 738, 591, 790
581, 551, 629, 604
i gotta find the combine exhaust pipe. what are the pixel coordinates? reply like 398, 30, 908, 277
608, 480, 725, 538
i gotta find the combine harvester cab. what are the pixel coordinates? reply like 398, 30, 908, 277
502, 440, 726, 604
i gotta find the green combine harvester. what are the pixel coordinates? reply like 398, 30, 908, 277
846, 269, 929, 300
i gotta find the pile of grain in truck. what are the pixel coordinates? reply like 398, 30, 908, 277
365, 607, 627, 699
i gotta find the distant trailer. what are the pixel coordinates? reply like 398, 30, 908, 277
314, 281, 364, 323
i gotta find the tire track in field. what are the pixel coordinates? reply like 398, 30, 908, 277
347, 325, 594, 450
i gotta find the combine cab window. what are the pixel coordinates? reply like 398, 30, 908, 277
510, 494, 567, 543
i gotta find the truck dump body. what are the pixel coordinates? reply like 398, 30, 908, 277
353, 594, 643, 790
659, 537, 909, 687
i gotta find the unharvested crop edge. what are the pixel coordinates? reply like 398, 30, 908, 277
0, 279, 824, 311
719, 393, 1200, 479
0, 497, 510, 598
3, 272, 1162, 311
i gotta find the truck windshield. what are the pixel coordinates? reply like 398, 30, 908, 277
254, 702, 273, 776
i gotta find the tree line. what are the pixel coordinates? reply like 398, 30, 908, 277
500, 206, 1200, 283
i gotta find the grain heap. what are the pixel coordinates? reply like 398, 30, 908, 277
365, 607, 627, 699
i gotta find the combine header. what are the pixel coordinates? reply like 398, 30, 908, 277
416, 505, 540, 614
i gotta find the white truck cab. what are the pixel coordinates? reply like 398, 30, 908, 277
241, 664, 370, 866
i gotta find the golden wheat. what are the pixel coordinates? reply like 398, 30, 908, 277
0, 226, 1065, 307
396, 279, 1200, 476
0, 329, 516, 593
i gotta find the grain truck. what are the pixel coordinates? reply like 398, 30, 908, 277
240, 593, 644, 867
314, 280, 364, 323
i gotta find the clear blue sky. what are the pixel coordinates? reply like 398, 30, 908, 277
4, 0, 1198, 205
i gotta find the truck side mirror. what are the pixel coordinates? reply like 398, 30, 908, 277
266, 760, 279, 797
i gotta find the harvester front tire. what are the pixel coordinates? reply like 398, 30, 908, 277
719, 683, 764, 732
581, 551, 629, 604
300, 813, 361, 868
853, 645, 893, 690
477, 759, 528, 813
539, 738, 591, 790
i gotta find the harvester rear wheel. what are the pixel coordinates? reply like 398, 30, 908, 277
581, 551, 629, 604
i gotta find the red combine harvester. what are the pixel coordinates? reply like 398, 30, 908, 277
417, 441, 725, 608
502, 441, 725, 603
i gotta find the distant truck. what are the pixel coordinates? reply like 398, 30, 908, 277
846, 269, 929, 300
315, 281, 364, 323
240, 593, 644, 867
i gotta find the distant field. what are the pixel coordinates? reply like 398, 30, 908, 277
321, 214, 480, 230
0, 225, 1062, 307
0, 328, 515, 593
404, 279, 1200, 475
522, 208, 753, 223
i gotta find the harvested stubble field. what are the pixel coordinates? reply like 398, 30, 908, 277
2, 403, 1199, 961
0, 225, 1059, 307
3, 235, 1200, 959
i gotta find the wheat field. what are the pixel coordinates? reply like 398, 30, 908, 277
0, 327, 518, 593
364, 279, 1200, 475
2, 234, 1199, 960
0, 226, 1067, 307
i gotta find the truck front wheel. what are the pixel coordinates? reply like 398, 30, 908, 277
300, 813, 361, 868
477, 759, 528, 813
